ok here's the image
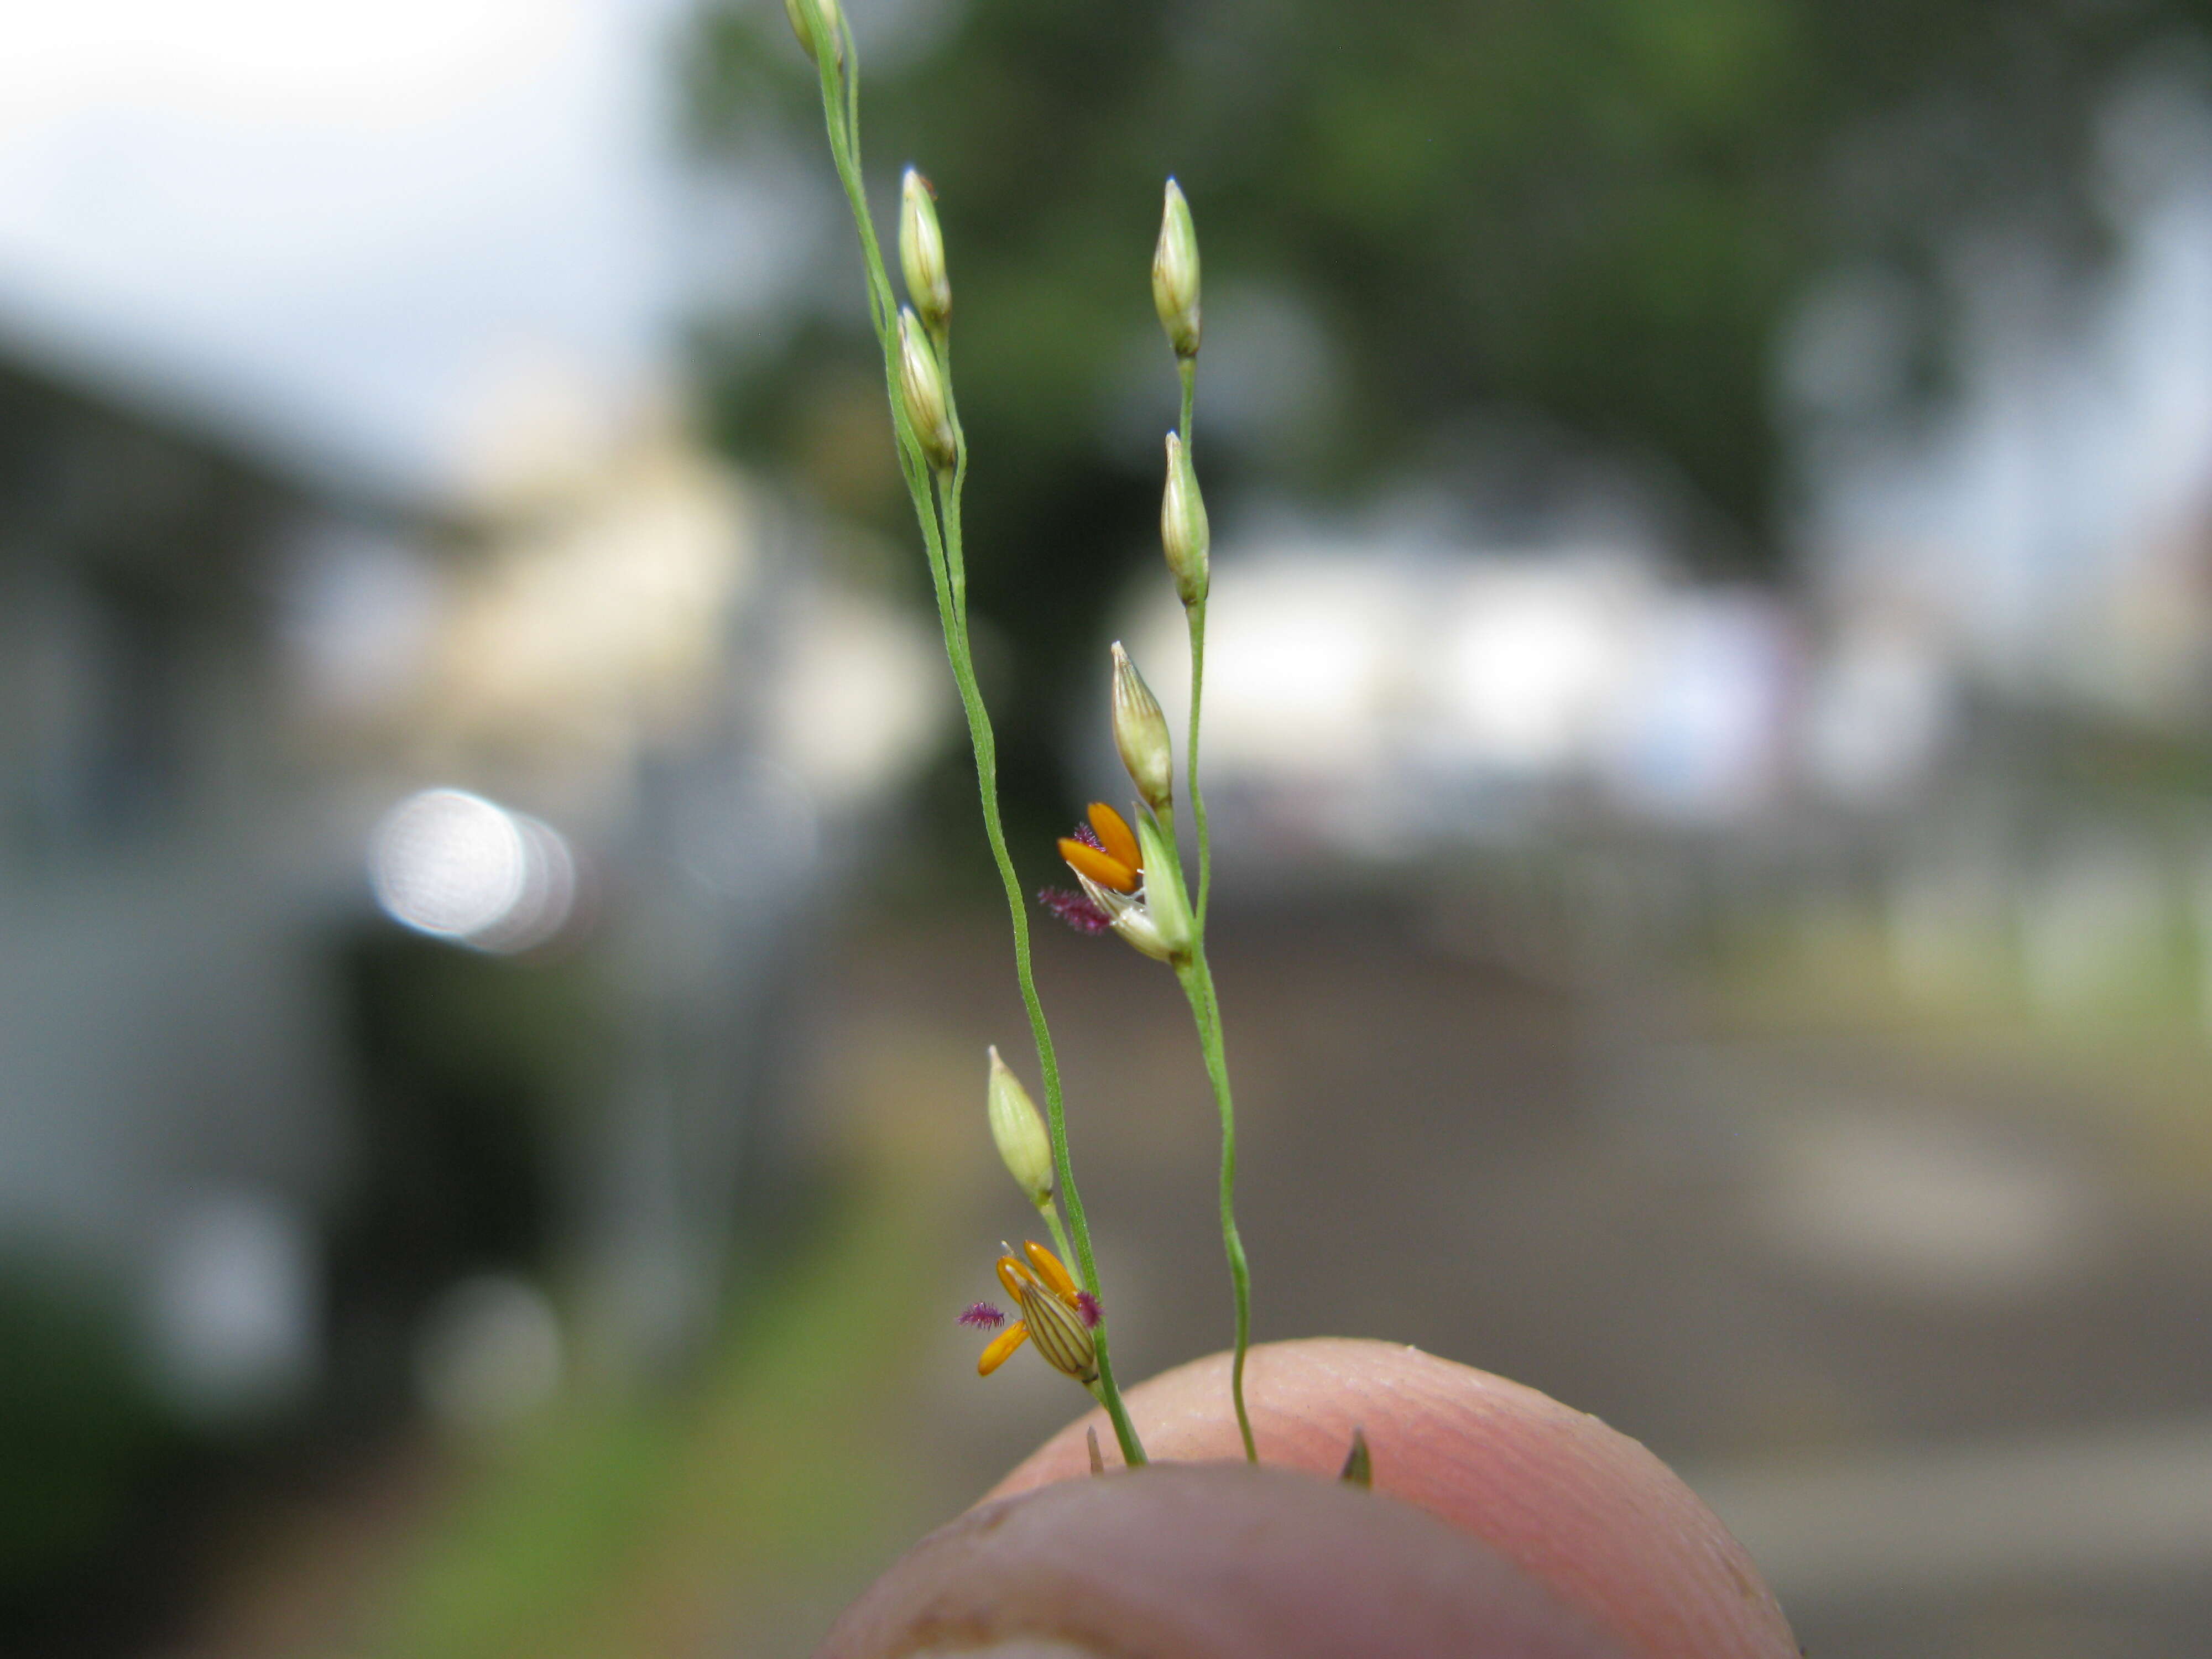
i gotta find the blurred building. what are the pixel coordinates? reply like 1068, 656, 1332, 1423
0, 336, 375, 1421
0, 325, 946, 1598
1121, 538, 1804, 860
1114, 463, 2203, 1024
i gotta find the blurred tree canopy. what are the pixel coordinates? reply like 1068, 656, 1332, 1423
681, 0, 2211, 826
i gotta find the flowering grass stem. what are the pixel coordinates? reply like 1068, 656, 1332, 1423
1167, 362, 1255, 1462
801, 22, 1145, 1468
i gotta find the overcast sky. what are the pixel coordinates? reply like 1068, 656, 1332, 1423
0, 0, 703, 499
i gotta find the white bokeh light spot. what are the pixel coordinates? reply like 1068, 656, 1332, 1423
372, 788, 525, 938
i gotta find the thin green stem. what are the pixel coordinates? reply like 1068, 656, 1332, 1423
925, 466, 1141, 1463
1178, 356, 1195, 459
933, 425, 970, 656
928, 318, 971, 655
1178, 358, 1211, 926
1171, 353, 1245, 1453
1175, 947, 1255, 1461
1037, 1201, 1077, 1278
1186, 598, 1212, 926
803, 29, 1144, 1467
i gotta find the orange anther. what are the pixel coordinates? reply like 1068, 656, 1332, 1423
1024, 1240, 1079, 1302
977, 1320, 1029, 1375
996, 1254, 1029, 1301
1087, 802, 1143, 874
1060, 838, 1139, 893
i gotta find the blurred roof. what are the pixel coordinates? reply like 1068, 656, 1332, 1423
0, 1, 693, 506
0, 307, 445, 545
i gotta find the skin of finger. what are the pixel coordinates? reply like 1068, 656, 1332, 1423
987, 1338, 1796, 1659
815, 1462, 1635, 1659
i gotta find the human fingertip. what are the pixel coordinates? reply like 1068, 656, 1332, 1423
816, 1462, 1629, 1659
990, 1339, 1797, 1659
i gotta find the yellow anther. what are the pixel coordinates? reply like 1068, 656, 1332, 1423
975, 1243, 1089, 1384
1024, 1239, 1079, 1302
1087, 802, 1143, 874
977, 1320, 1029, 1376
1059, 838, 1139, 894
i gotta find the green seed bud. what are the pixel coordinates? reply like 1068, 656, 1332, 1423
899, 168, 951, 331
784, 0, 843, 66
1161, 430, 1209, 606
986, 1046, 1055, 1208
896, 307, 957, 471
1134, 813, 1194, 963
1110, 642, 1173, 819
1152, 178, 1202, 358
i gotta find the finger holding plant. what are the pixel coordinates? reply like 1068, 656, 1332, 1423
774, 30, 1801, 1657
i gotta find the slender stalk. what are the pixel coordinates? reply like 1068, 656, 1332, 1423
1175, 947, 1255, 1461
802, 26, 1144, 1466
932, 470, 1144, 1463
1038, 1198, 1134, 1458
1038, 1202, 1077, 1280
925, 316, 970, 654
1166, 353, 1251, 1457
1185, 599, 1212, 926
1178, 358, 1213, 926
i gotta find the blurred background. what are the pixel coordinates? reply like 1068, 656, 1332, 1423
4, 1, 2212, 1655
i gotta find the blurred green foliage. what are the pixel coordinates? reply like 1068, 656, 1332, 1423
0, 1258, 163, 1605
683, 0, 2211, 823
363, 1155, 945, 1659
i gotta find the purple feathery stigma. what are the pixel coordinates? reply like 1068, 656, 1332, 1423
958, 1302, 1006, 1330
1039, 886, 1114, 936
1070, 819, 1105, 851
1073, 1291, 1102, 1329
